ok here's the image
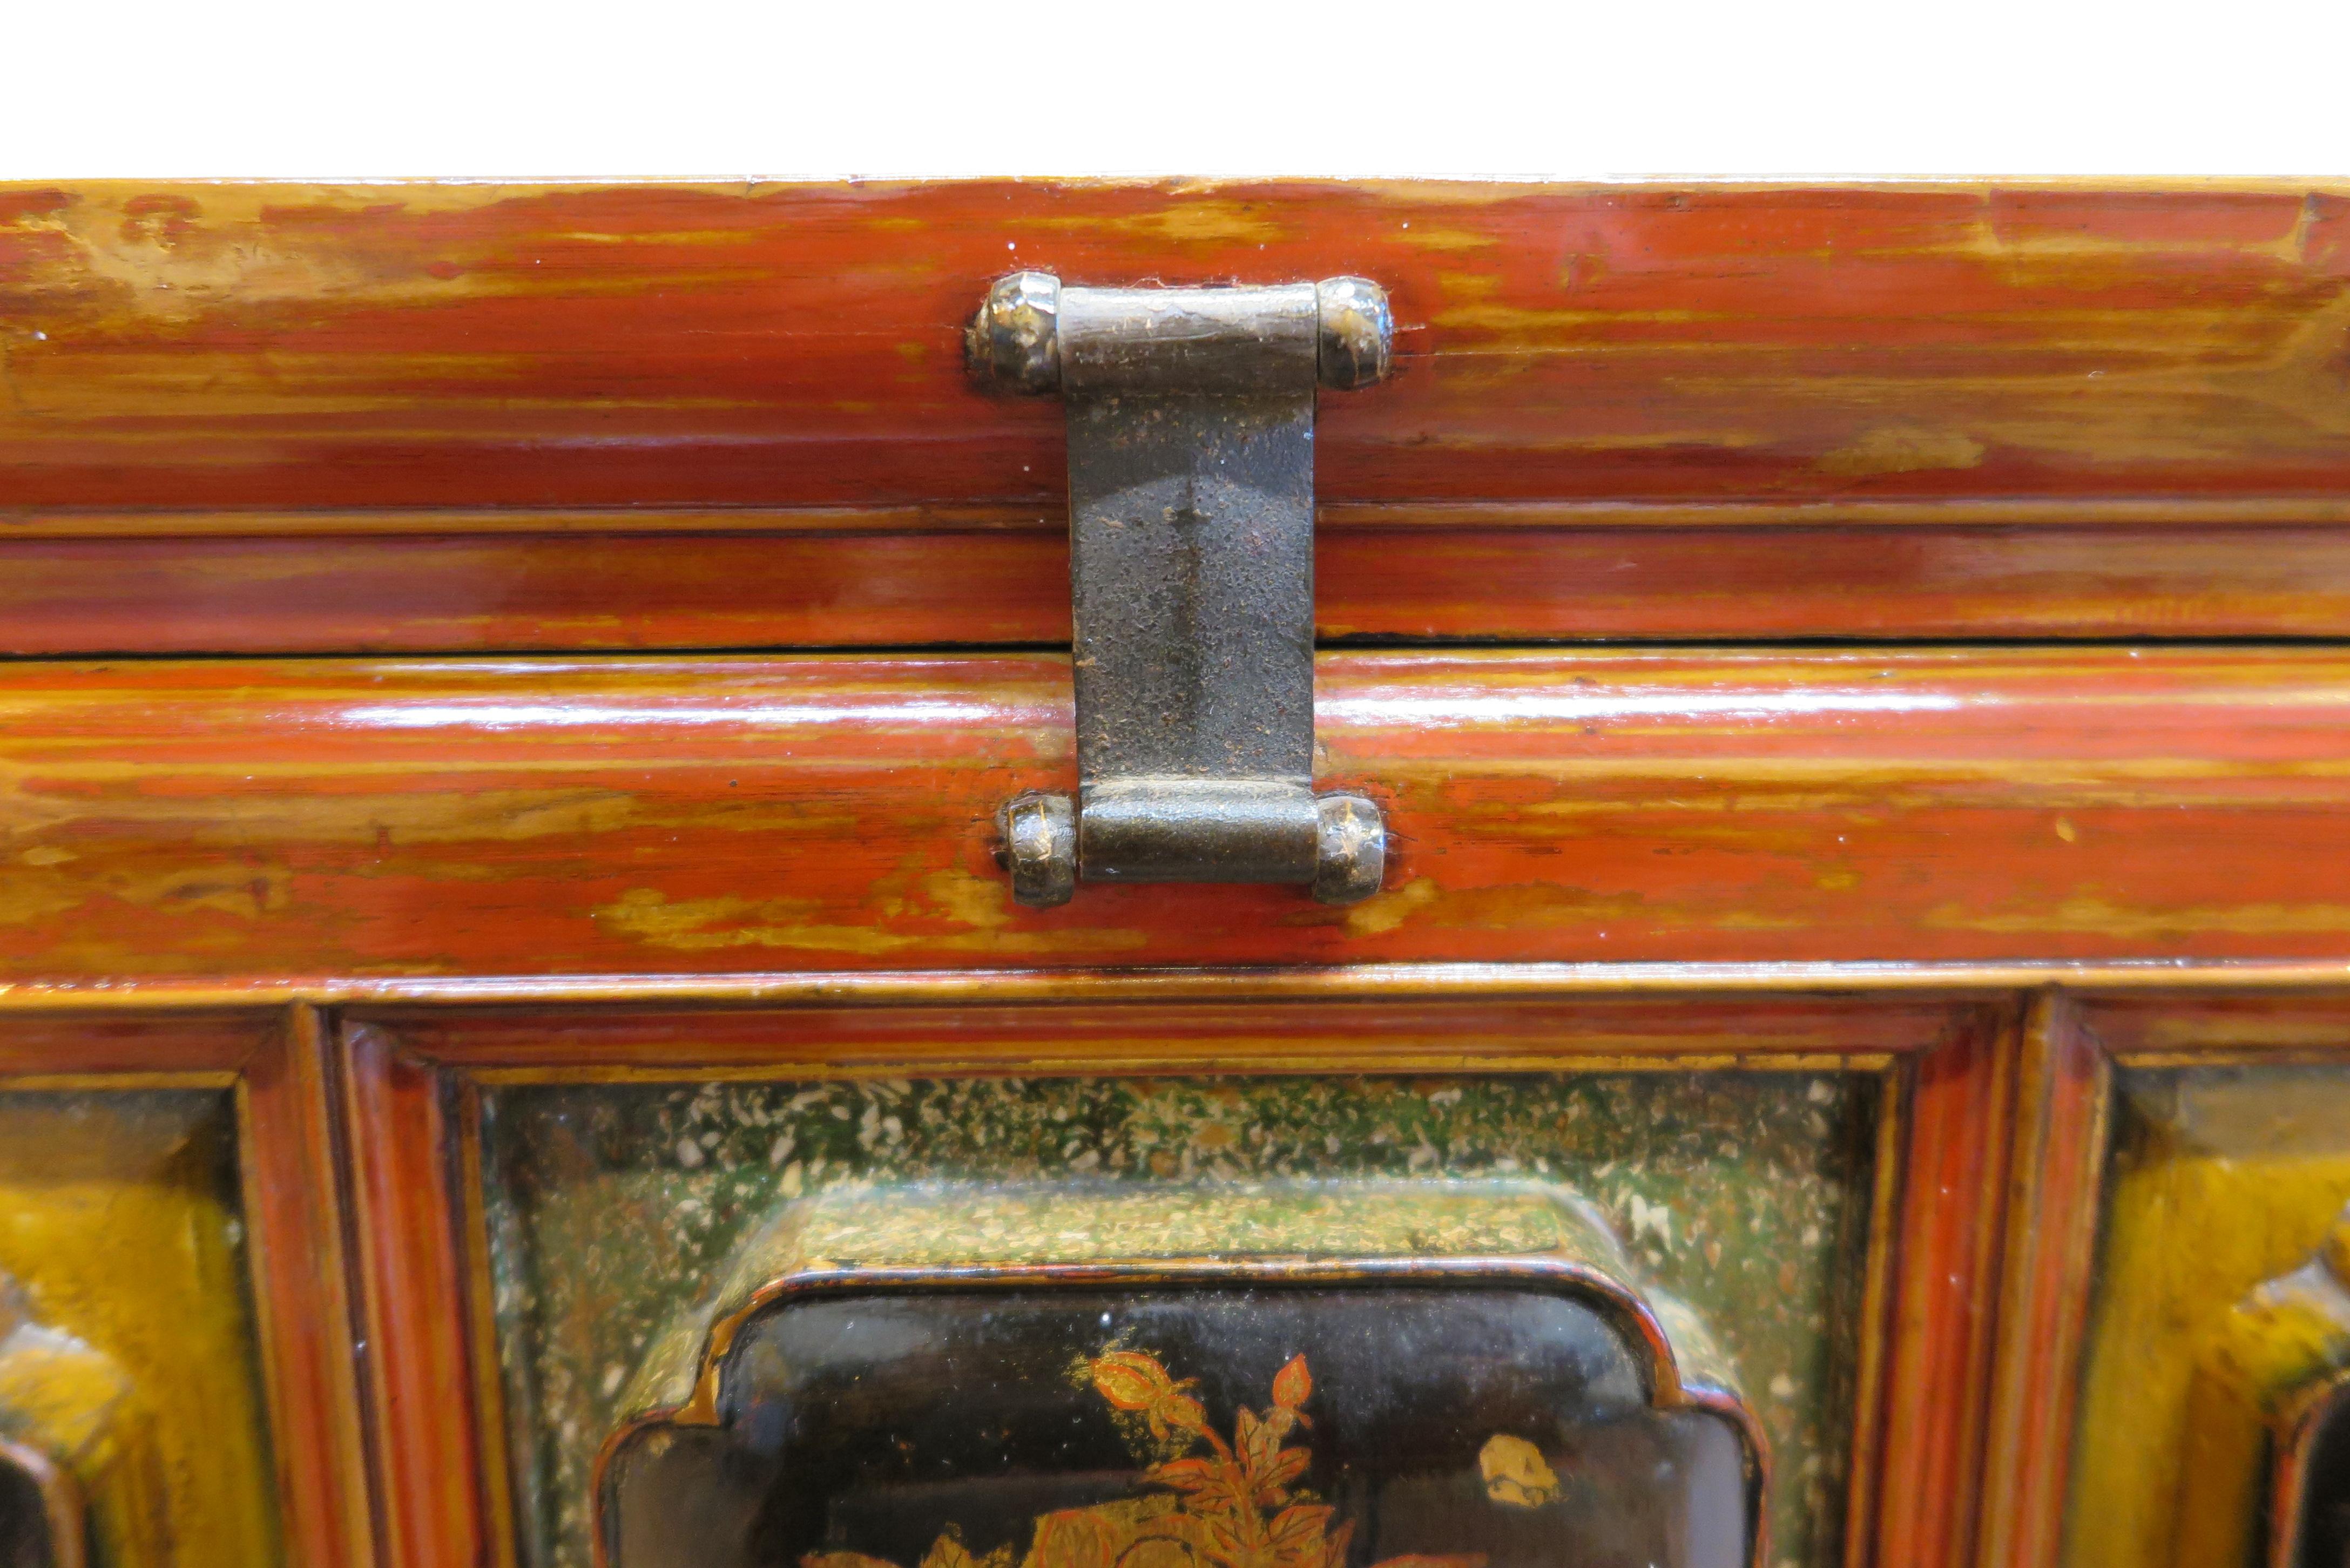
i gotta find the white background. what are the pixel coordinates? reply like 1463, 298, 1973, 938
3, 0, 2345, 179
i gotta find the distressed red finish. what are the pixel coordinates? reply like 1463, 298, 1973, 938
19, 512, 2350, 654
3, 180, 2345, 1568
5, 182, 2347, 511
7, 181, 2350, 652
4, 648, 2350, 987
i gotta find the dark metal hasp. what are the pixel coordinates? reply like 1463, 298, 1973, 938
967, 272, 1394, 909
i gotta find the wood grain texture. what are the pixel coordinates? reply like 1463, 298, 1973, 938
356, 994, 1947, 1072
1977, 995, 2109, 1568
344, 1022, 490, 1568
24, 516, 2350, 654
8, 648, 2350, 984
2069, 992, 2350, 1058
7, 180, 2349, 651
1866, 1005, 2017, 1568
247, 1007, 378, 1568
0, 1011, 255, 1076
4, 178, 2341, 1568
5, 181, 2348, 511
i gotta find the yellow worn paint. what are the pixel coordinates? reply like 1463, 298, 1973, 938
1924, 896, 2350, 938
0, 1093, 281, 1567
0, 1287, 171, 1568
1814, 427, 1987, 478
595, 885, 1149, 958
1030, 202, 1285, 248
1396, 227, 1498, 252
2170, 1243, 2350, 1568
2066, 1067, 2350, 1568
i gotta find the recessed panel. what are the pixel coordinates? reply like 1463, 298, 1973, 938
604, 1287, 1748, 1568
0, 1090, 281, 1568
480, 1071, 1881, 1568
2070, 1063, 2350, 1568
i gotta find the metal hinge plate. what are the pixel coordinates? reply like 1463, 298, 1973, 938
966, 272, 1393, 908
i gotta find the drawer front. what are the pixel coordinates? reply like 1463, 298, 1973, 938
6, 650, 2350, 983
345, 998, 1994, 1568
8, 180, 2350, 654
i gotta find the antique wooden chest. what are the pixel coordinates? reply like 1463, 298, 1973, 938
4, 178, 2350, 1568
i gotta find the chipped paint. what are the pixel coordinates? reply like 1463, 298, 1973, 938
1815, 427, 1987, 478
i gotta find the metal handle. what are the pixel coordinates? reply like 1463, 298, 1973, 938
967, 272, 1394, 909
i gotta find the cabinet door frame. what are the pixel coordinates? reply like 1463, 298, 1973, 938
0, 1006, 372, 1568
338, 985, 2015, 1568
1982, 991, 2350, 1568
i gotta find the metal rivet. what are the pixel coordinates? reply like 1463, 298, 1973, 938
1315, 277, 1393, 392
1312, 793, 1387, 905
997, 791, 1077, 907
965, 271, 1062, 395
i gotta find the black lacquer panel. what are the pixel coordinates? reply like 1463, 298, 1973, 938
602, 1288, 1746, 1568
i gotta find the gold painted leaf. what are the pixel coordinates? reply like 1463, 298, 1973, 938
1271, 1354, 1311, 1410
886, 1345, 1470, 1568
1119, 1543, 1198, 1568
1144, 1457, 1220, 1494
1237, 1406, 1284, 1478
1265, 1503, 1334, 1550
1201, 1515, 1247, 1560
1253, 1445, 1311, 1504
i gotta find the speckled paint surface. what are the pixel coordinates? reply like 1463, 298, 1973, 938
482, 1072, 1880, 1568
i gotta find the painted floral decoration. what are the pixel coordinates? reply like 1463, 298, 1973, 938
805, 1349, 1490, 1568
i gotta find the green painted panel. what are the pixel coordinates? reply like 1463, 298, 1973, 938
481, 1072, 1879, 1568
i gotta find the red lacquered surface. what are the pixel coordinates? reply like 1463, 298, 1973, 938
5, 648, 2350, 986
5, 182, 2348, 511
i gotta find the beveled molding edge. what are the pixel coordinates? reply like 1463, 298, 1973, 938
591, 1182, 1771, 1568
8, 958, 2350, 1011
11, 498, 2350, 539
